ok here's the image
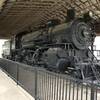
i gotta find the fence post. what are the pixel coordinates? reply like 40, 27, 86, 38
91, 82, 96, 100
35, 68, 38, 100
16, 63, 19, 85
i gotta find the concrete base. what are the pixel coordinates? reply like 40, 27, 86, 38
0, 69, 34, 100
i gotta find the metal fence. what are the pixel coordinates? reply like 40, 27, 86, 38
0, 58, 100, 100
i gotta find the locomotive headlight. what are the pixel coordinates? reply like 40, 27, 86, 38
83, 11, 93, 21
86, 11, 93, 17
89, 11, 93, 17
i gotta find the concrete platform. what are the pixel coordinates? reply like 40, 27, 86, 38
0, 69, 34, 100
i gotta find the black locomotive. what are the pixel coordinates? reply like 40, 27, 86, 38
2, 18, 100, 81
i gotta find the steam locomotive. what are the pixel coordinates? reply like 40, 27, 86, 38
2, 18, 100, 81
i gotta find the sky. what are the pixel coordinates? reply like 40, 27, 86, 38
0, 36, 100, 58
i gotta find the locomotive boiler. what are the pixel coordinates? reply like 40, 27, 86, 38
3, 18, 100, 80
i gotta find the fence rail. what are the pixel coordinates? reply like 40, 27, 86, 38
0, 58, 100, 100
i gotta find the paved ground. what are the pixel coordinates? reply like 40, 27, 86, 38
0, 69, 34, 100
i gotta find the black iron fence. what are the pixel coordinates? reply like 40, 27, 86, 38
0, 58, 100, 100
